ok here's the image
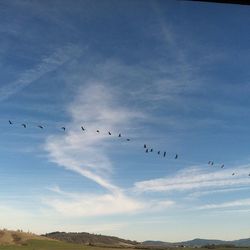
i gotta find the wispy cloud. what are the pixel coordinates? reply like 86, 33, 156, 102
44, 83, 148, 216
134, 165, 250, 193
186, 186, 250, 200
45, 83, 141, 193
197, 198, 250, 210
0, 44, 81, 102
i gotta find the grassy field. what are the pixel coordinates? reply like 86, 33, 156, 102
0, 239, 250, 250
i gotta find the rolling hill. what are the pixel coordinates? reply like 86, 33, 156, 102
43, 231, 138, 246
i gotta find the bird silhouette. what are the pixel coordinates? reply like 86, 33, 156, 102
9, 120, 13, 125
22, 124, 26, 128
61, 127, 66, 131
118, 133, 121, 137
81, 126, 85, 131
150, 149, 153, 152
175, 154, 178, 159
145, 149, 149, 153
221, 164, 224, 168
232, 173, 235, 176
163, 152, 166, 157
38, 125, 44, 129
96, 130, 100, 133
158, 151, 160, 155
208, 161, 211, 165
144, 144, 147, 148
211, 161, 214, 166
108, 131, 111, 135
126, 138, 130, 141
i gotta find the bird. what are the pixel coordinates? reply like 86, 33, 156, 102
145, 149, 149, 153
126, 138, 130, 141
158, 151, 160, 155
163, 152, 166, 157
81, 126, 85, 131
9, 120, 13, 125
38, 125, 44, 129
232, 173, 235, 176
144, 144, 147, 148
221, 164, 224, 168
150, 149, 153, 152
249, 173, 250, 177
96, 130, 100, 133
208, 161, 211, 165
61, 127, 66, 131
211, 161, 214, 166
175, 154, 178, 159
108, 131, 111, 135
22, 124, 26, 128
118, 133, 121, 137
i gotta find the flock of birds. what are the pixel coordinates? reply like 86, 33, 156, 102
7, 120, 250, 177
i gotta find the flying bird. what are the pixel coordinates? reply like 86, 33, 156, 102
150, 149, 153, 152
118, 133, 121, 137
211, 161, 214, 166
22, 124, 26, 128
126, 138, 130, 141
81, 126, 85, 131
61, 127, 66, 131
163, 152, 166, 157
96, 130, 100, 133
144, 144, 147, 148
232, 173, 235, 176
145, 149, 149, 153
175, 154, 178, 159
221, 164, 224, 168
108, 131, 112, 135
9, 120, 13, 125
158, 151, 160, 155
208, 161, 211, 165
38, 125, 44, 129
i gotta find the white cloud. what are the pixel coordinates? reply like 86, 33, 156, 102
45, 83, 141, 193
43, 192, 144, 217
134, 165, 250, 193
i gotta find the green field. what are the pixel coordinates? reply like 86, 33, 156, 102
0, 240, 250, 250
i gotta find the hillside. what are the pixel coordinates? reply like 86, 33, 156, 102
0, 229, 50, 245
43, 231, 138, 246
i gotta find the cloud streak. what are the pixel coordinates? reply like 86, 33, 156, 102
0, 45, 81, 102
134, 165, 250, 193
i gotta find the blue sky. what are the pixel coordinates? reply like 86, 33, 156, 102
1, 0, 250, 242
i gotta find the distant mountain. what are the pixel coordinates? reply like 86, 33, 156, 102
142, 240, 174, 247
142, 237, 250, 247
231, 238, 250, 247
179, 238, 227, 247
43, 231, 138, 246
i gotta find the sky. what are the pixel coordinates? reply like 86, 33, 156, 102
0, 0, 250, 242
